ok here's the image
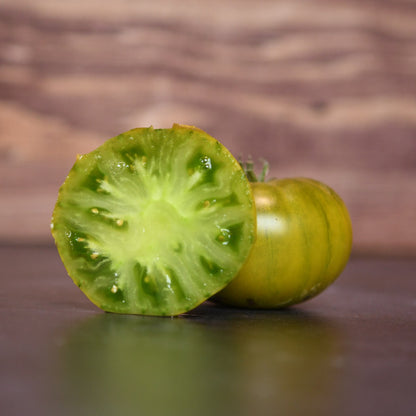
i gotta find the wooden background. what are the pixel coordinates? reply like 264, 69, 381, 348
0, 0, 415, 256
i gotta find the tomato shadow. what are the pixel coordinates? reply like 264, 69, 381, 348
56, 303, 345, 416
184, 298, 329, 324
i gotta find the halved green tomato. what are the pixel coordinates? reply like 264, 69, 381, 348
51, 125, 256, 316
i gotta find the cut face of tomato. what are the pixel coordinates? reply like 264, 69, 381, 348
51, 125, 256, 316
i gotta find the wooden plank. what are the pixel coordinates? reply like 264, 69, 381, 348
1, 0, 415, 255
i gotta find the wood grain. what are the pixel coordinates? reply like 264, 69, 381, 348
1, 0, 415, 255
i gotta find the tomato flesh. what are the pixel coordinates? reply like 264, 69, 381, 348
51, 125, 256, 316
215, 177, 352, 308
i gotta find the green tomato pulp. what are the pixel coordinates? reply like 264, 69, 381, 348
214, 178, 352, 308
51, 125, 256, 316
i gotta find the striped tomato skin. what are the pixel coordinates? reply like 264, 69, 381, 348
215, 177, 352, 308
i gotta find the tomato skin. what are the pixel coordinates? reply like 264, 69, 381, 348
215, 177, 353, 308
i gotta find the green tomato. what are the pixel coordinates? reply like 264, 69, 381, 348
214, 177, 352, 308
51, 125, 256, 316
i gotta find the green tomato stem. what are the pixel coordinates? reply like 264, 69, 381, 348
259, 159, 269, 182
242, 158, 269, 183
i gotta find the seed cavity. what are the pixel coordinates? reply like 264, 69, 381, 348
116, 162, 129, 169
216, 228, 231, 245
91, 208, 99, 214
116, 219, 124, 227
200, 155, 212, 170
200, 256, 224, 276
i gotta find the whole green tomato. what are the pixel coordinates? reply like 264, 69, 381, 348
215, 174, 352, 308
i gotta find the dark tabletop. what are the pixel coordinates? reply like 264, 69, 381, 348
1, 245, 415, 416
